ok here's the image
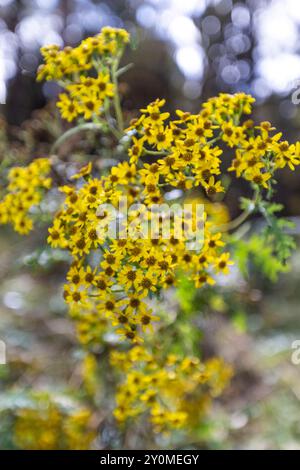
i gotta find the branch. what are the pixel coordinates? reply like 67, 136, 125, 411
217, 189, 260, 233
111, 59, 124, 132
50, 122, 105, 155
116, 63, 134, 77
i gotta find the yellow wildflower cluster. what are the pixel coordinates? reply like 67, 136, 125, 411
227, 120, 300, 188
14, 393, 95, 450
38, 27, 129, 81
57, 71, 115, 122
0, 158, 51, 234
38, 27, 129, 122
48, 94, 280, 343
129, 95, 300, 197
47, 158, 231, 343
70, 301, 109, 347
2, 26, 299, 444
111, 346, 232, 433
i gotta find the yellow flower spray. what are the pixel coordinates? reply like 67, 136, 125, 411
1, 27, 299, 445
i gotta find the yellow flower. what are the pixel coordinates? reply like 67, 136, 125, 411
202, 176, 224, 197
137, 309, 160, 332
215, 252, 233, 274
71, 162, 92, 180
13, 216, 33, 235
57, 93, 79, 122
246, 169, 271, 189
63, 284, 89, 306
147, 125, 173, 150
110, 162, 137, 185
140, 98, 170, 126
78, 95, 103, 120
118, 266, 143, 291
97, 72, 115, 99
1, 158, 51, 234
48, 221, 68, 248
275, 141, 300, 170
128, 136, 145, 164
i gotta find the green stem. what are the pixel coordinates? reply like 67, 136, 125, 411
104, 106, 123, 140
217, 189, 260, 233
111, 59, 124, 132
143, 149, 169, 156
0, 157, 9, 173
116, 63, 134, 78
207, 133, 223, 147
50, 122, 105, 154
218, 208, 252, 232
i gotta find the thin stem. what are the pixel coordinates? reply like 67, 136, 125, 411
143, 149, 169, 156
50, 122, 104, 154
104, 106, 123, 140
99, 244, 106, 253
0, 157, 9, 172
108, 123, 123, 140
116, 63, 134, 78
111, 58, 124, 133
218, 208, 252, 232
207, 133, 223, 147
217, 189, 260, 233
